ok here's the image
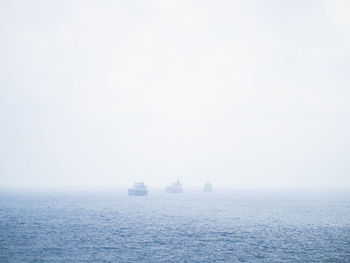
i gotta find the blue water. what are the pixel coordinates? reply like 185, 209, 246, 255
0, 190, 349, 262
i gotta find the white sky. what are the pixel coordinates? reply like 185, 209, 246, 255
1, 0, 349, 190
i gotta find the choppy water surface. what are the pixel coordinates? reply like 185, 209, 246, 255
0, 190, 349, 262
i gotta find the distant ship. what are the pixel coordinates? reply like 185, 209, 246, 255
128, 182, 148, 196
203, 182, 213, 192
165, 180, 183, 193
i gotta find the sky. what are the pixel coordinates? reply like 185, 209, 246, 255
1, 0, 349, 190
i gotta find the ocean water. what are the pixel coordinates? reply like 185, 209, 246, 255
0, 190, 349, 262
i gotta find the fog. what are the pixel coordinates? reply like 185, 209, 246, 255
1, 0, 349, 190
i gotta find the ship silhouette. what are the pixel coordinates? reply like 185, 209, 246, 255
203, 182, 213, 192
128, 182, 148, 196
165, 180, 183, 193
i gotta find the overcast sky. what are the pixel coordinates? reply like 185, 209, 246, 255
1, 0, 349, 190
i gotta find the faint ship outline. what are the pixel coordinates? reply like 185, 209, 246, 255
128, 182, 148, 196
203, 182, 213, 192
165, 180, 183, 193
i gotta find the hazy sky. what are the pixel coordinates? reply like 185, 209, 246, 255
1, 0, 349, 190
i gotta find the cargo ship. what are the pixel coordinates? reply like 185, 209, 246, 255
165, 180, 183, 193
203, 182, 213, 192
128, 182, 148, 196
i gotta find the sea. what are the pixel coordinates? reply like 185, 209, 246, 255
0, 190, 349, 262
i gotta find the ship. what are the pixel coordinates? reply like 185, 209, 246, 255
165, 180, 183, 193
203, 182, 213, 192
128, 182, 148, 196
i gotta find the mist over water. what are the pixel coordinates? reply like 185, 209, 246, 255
1, 190, 349, 262
1, 0, 350, 190
1, 0, 350, 261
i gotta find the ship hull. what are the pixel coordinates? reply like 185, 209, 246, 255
128, 189, 148, 196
